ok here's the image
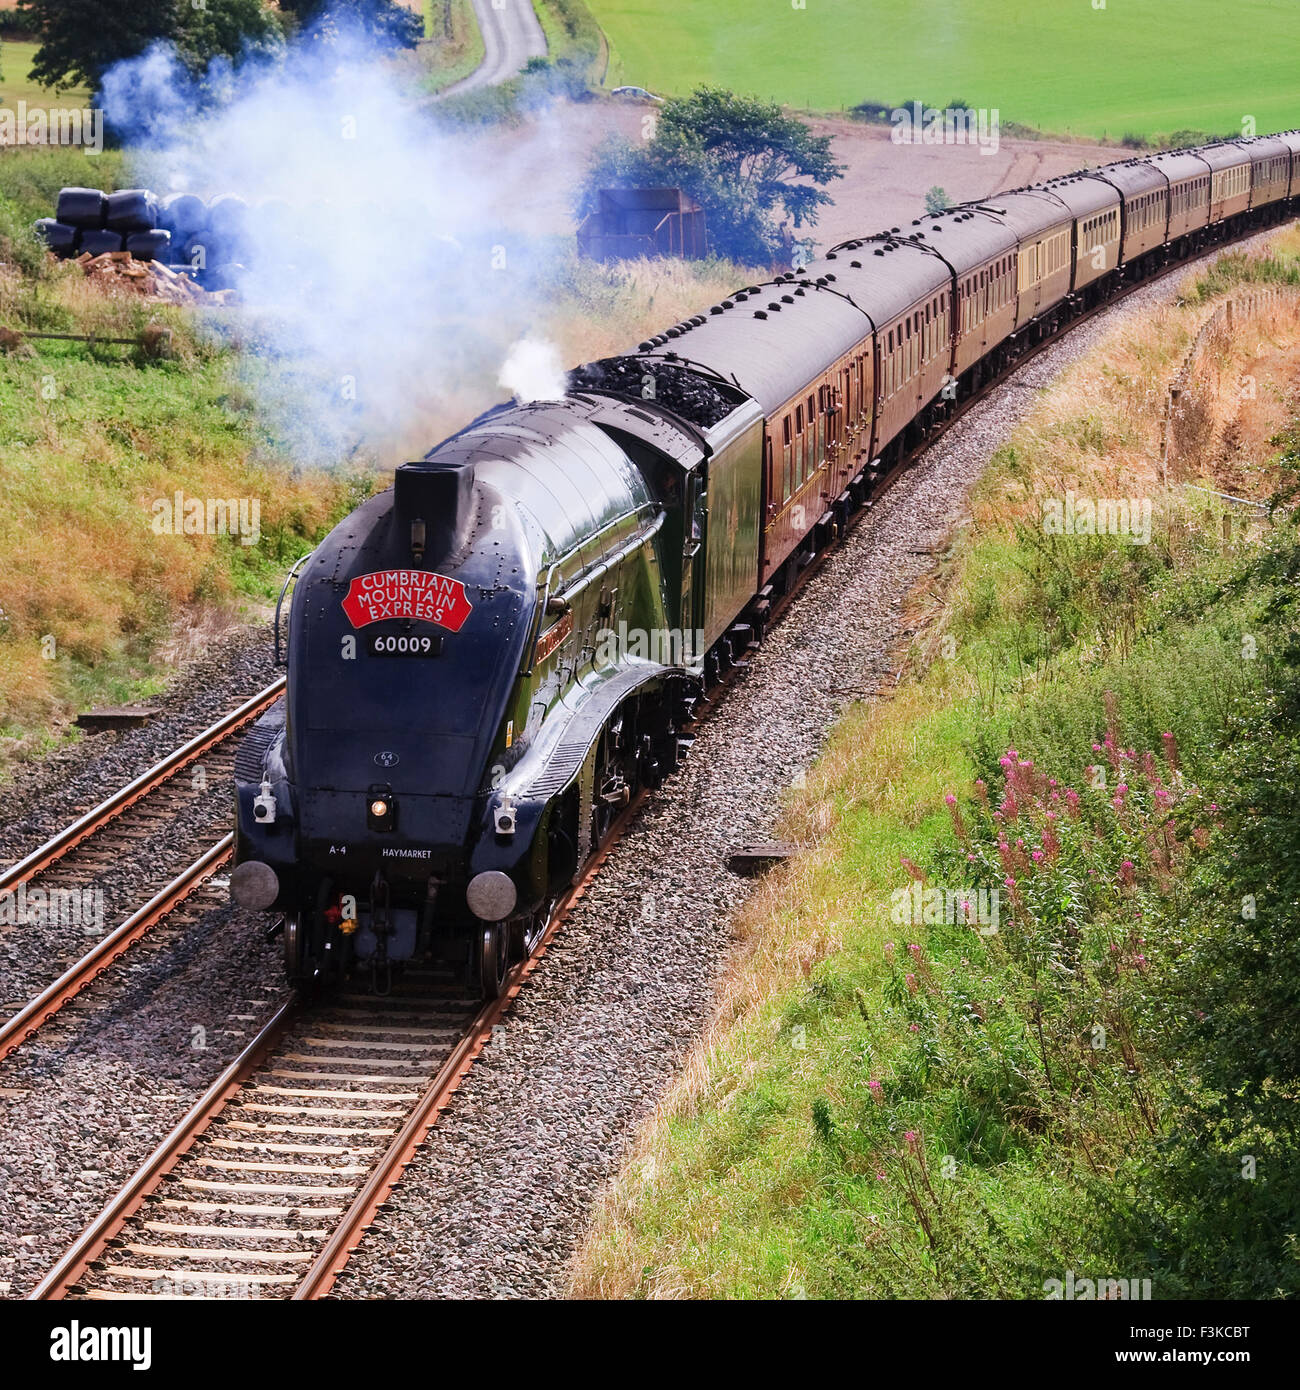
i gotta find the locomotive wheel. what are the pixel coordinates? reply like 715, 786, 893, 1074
284, 911, 305, 979
480, 921, 509, 1000
509, 896, 556, 964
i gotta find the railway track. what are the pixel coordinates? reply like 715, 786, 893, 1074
0, 680, 285, 1063
30, 792, 642, 1301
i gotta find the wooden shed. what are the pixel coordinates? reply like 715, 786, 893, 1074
577, 188, 708, 262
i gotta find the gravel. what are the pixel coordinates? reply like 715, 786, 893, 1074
0, 626, 276, 871
0, 626, 288, 1299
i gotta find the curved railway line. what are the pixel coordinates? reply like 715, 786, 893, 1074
8, 218, 1295, 1301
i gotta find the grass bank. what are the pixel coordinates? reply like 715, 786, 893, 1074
571, 227, 1300, 1300
416, 0, 486, 97
0, 39, 90, 107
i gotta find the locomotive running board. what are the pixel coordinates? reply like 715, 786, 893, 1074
523, 662, 694, 805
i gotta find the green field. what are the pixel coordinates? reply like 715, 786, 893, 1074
587, 0, 1300, 139
0, 40, 89, 107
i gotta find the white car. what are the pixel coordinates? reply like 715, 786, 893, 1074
610, 85, 665, 104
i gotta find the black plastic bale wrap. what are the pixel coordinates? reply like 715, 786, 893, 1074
56, 187, 107, 230
207, 194, 250, 261
159, 193, 208, 239
205, 263, 248, 294
34, 219, 78, 257
126, 229, 172, 263
77, 228, 125, 257
105, 188, 158, 234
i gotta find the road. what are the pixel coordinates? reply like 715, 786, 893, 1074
442, 0, 549, 96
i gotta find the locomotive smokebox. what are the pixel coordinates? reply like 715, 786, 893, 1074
394, 459, 476, 563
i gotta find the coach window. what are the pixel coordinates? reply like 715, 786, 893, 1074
806, 395, 817, 478
782, 416, 793, 503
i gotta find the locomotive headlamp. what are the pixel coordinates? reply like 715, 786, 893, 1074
367, 786, 396, 831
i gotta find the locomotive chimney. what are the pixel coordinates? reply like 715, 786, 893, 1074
394, 460, 476, 564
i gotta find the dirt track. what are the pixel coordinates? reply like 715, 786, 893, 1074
467, 98, 1122, 251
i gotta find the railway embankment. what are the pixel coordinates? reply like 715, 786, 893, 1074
570, 228, 1300, 1300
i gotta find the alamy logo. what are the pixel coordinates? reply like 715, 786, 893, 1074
50, 1321, 152, 1370
151, 491, 261, 546
891, 882, 999, 932
1042, 492, 1152, 545
0, 103, 104, 154
595, 622, 705, 667
890, 102, 1000, 156
0, 883, 103, 931
1043, 1270, 1152, 1301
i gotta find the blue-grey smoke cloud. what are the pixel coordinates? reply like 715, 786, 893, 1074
99, 26, 576, 467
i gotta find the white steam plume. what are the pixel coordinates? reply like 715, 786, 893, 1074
498, 335, 567, 402
99, 29, 581, 467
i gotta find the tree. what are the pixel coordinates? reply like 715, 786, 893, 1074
21, 0, 178, 92
924, 186, 949, 216
579, 87, 843, 266
279, 0, 423, 50
178, 0, 284, 74
20, 0, 281, 93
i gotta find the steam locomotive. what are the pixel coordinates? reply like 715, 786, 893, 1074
232, 130, 1300, 996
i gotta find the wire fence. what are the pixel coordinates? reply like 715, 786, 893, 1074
1160, 285, 1300, 486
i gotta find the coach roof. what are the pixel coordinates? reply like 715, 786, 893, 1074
631, 280, 871, 414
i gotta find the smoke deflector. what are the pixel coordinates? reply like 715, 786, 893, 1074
394, 460, 475, 563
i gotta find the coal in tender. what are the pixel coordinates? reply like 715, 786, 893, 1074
568, 357, 741, 429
